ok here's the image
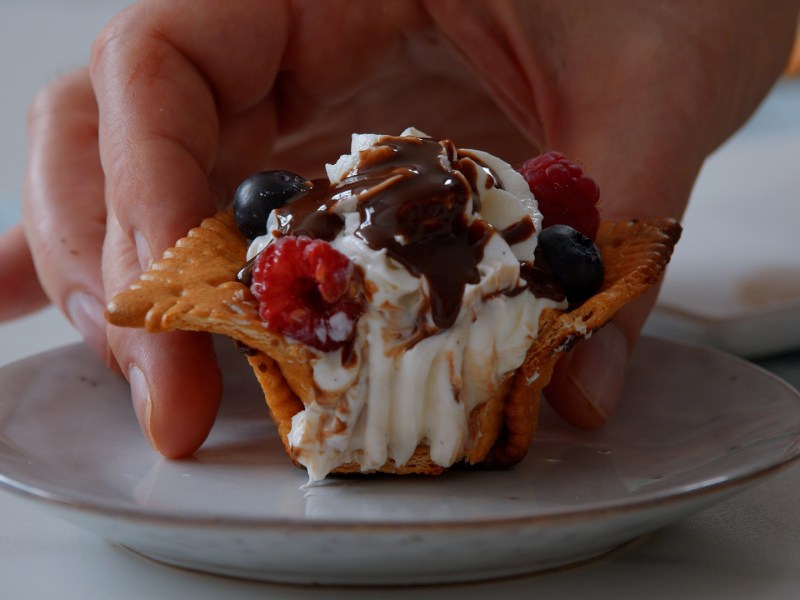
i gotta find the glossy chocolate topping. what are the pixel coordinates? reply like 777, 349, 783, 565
271, 178, 343, 242
263, 135, 550, 329
350, 137, 490, 330
501, 215, 536, 247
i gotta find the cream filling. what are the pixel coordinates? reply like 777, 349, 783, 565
290, 284, 561, 482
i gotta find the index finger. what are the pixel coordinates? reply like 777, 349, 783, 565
91, 0, 290, 271
91, 0, 290, 456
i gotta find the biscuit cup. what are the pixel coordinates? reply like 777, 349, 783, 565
106, 211, 680, 476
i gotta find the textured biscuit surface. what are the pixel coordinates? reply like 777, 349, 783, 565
106, 211, 681, 475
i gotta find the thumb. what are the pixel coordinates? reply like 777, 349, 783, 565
543, 284, 661, 428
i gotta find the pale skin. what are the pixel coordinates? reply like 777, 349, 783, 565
1, 0, 797, 458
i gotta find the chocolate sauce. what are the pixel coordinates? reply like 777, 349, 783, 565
236, 254, 258, 286
521, 247, 566, 303
271, 178, 344, 242
501, 215, 536, 247
263, 135, 542, 331
456, 149, 503, 192
350, 137, 490, 330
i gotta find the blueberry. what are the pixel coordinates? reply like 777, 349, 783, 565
233, 170, 309, 239
537, 224, 604, 305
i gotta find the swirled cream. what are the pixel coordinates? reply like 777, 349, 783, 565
248, 128, 566, 481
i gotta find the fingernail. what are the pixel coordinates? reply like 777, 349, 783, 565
128, 364, 156, 450
567, 324, 629, 421
65, 291, 107, 358
133, 228, 152, 272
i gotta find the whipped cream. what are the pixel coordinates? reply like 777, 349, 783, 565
248, 129, 566, 481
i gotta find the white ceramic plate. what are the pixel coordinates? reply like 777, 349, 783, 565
0, 337, 799, 586
646, 79, 800, 358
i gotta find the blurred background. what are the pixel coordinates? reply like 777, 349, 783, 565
0, 1, 132, 227
643, 74, 800, 359
0, 1, 132, 359
0, 2, 799, 365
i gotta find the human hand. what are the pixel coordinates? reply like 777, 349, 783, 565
3, 0, 797, 456
426, 0, 798, 427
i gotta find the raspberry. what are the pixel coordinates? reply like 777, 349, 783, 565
519, 151, 600, 240
250, 236, 365, 351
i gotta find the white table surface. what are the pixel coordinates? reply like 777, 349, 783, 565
2, 3, 800, 598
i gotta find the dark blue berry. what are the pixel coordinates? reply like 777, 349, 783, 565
537, 224, 604, 305
233, 170, 309, 240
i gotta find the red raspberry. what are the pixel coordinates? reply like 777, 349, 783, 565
519, 151, 600, 240
250, 236, 365, 351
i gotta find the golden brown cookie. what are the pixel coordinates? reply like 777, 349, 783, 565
106, 211, 680, 475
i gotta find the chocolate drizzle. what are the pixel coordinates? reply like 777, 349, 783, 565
256, 134, 550, 331
350, 137, 490, 330
521, 247, 566, 303
271, 178, 343, 242
501, 215, 536, 247
236, 254, 258, 286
